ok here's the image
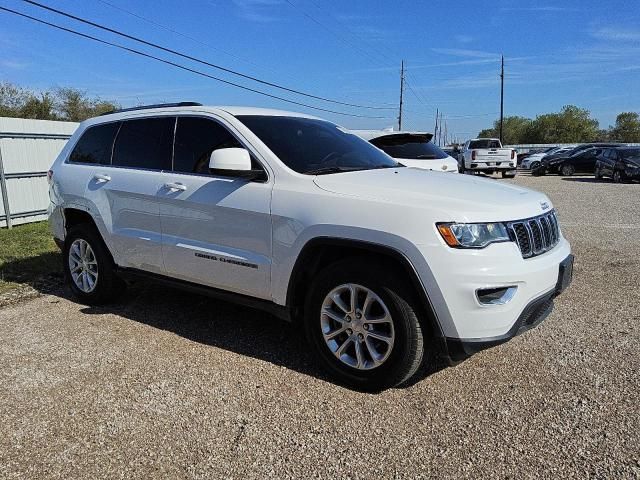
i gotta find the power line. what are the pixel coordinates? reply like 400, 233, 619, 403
0, 6, 389, 119
20, 0, 394, 111
94, 0, 275, 75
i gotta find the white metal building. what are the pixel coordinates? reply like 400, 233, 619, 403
0, 117, 78, 228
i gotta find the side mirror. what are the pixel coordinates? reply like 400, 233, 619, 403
209, 147, 252, 171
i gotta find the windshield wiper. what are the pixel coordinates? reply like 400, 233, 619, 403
304, 166, 365, 175
415, 154, 438, 159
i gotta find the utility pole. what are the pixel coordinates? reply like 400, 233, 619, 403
444, 121, 448, 146
499, 55, 504, 143
434, 108, 439, 142
439, 111, 444, 146
398, 60, 405, 131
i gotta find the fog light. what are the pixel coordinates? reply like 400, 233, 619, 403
476, 286, 517, 305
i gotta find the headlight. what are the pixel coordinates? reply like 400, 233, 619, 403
437, 222, 511, 248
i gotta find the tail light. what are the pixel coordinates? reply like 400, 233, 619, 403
511, 150, 516, 160
47, 169, 54, 184
471, 150, 477, 161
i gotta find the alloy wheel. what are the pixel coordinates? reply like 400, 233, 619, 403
320, 284, 395, 370
68, 238, 99, 293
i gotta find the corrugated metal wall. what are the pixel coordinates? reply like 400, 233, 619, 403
0, 117, 78, 228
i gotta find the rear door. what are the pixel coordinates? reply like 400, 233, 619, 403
86, 116, 174, 273
575, 148, 601, 173
158, 115, 272, 300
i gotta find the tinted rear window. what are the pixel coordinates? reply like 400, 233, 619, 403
69, 122, 120, 165
469, 139, 501, 149
371, 135, 447, 160
112, 117, 174, 170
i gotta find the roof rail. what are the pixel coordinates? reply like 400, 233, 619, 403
100, 102, 203, 116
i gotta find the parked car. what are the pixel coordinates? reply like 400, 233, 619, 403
352, 130, 459, 173
521, 146, 574, 170
595, 147, 640, 183
459, 138, 517, 177
532, 144, 620, 176
48, 103, 573, 390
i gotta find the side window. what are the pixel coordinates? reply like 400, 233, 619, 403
173, 117, 245, 174
69, 122, 120, 165
112, 117, 174, 170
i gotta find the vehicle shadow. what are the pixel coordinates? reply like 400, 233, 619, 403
3, 257, 446, 391
561, 177, 605, 183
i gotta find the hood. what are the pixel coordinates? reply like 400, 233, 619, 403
313, 167, 551, 222
397, 155, 458, 170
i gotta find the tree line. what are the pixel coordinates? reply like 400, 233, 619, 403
0, 81, 119, 122
478, 105, 640, 144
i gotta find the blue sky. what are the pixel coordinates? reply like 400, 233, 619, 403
1, 0, 639, 139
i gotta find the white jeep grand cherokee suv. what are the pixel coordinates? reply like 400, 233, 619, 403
48, 103, 573, 390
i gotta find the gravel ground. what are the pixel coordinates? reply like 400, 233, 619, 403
1, 174, 638, 479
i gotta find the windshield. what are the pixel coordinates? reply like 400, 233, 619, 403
469, 139, 501, 149
370, 134, 448, 160
237, 115, 399, 174
621, 149, 640, 161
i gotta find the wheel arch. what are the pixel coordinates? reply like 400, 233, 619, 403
62, 207, 117, 264
285, 237, 444, 338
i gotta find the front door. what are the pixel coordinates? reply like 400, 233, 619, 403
159, 116, 272, 300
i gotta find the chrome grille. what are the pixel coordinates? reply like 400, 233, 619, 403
508, 210, 560, 258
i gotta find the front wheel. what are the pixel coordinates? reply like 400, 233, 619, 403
304, 260, 425, 391
561, 164, 575, 176
63, 225, 125, 304
613, 170, 625, 183
530, 161, 540, 170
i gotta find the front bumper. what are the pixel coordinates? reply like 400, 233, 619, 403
443, 253, 574, 363
416, 238, 571, 338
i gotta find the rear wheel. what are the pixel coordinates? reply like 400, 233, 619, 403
530, 161, 540, 170
501, 171, 516, 179
304, 260, 425, 391
561, 164, 575, 176
63, 225, 125, 304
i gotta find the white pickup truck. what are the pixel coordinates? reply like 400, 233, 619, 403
460, 138, 517, 178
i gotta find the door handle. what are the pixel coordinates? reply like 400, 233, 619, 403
164, 182, 187, 192
93, 173, 111, 183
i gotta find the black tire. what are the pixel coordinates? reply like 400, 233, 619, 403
501, 171, 516, 179
613, 169, 625, 184
63, 224, 125, 304
530, 161, 540, 170
304, 259, 425, 391
561, 164, 575, 176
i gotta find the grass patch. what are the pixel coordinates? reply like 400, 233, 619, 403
0, 221, 61, 295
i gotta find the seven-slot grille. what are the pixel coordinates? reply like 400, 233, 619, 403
508, 210, 560, 258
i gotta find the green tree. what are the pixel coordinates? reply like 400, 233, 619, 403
20, 92, 58, 120
0, 82, 118, 121
527, 105, 599, 143
609, 112, 640, 142
0, 82, 31, 117
477, 116, 533, 144
54, 87, 118, 122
